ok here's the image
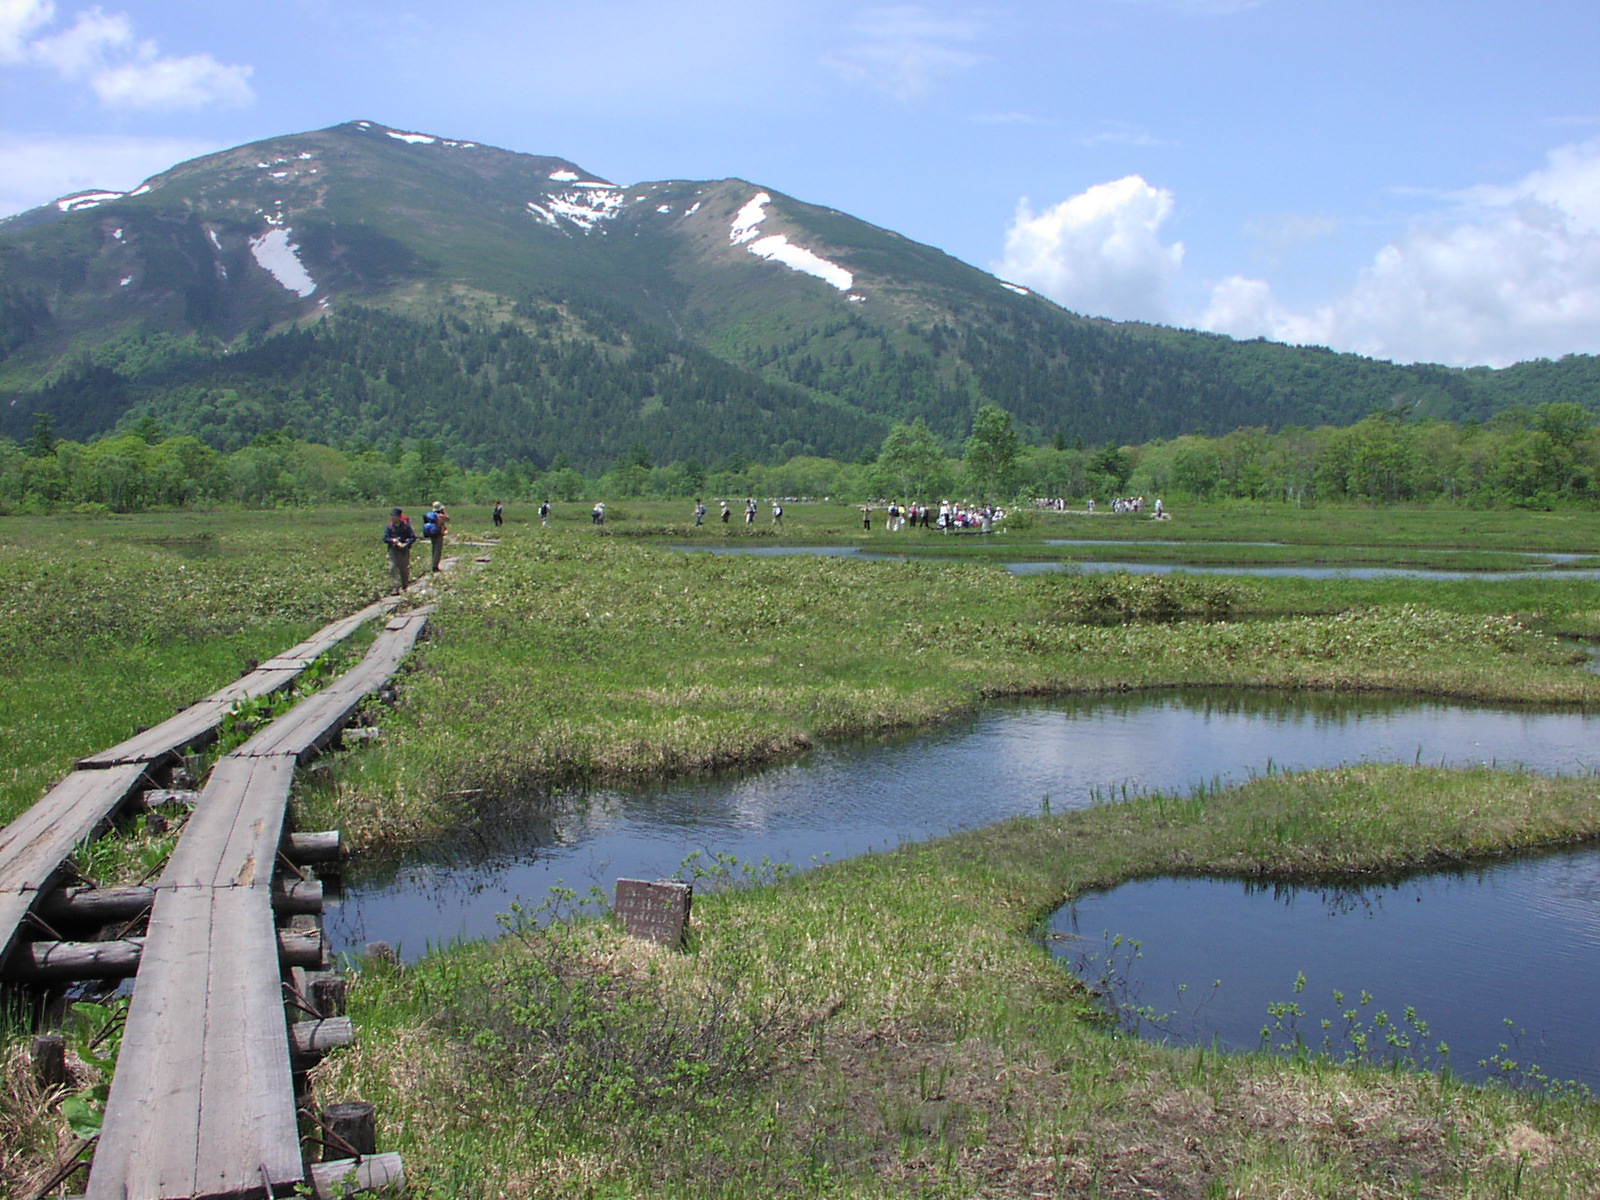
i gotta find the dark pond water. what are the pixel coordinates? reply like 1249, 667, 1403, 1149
1052, 850, 1600, 1090
327, 691, 1600, 967
672, 544, 1600, 580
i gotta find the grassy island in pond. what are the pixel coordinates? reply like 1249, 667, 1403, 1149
3, 502, 1600, 1197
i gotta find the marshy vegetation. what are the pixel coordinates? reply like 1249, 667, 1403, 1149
4, 500, 1600, 1197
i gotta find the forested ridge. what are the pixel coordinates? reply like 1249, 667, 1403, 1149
11, 306, 882, 470
2, 119, 1597, 475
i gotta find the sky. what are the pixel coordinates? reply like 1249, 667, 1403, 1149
3, 0, 1598, 369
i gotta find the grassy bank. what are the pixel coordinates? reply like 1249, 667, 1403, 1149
300, 526, 1600, 854
309, 762, 1600, 1198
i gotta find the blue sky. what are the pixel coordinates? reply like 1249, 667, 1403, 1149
3, 0, 1598, 368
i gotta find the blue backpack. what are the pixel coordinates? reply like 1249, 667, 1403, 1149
422, 512, 439, 537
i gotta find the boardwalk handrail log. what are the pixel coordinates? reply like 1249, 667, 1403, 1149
0, 566, 454, 1198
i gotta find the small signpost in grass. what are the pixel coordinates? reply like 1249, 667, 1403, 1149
615, 879, 692, 949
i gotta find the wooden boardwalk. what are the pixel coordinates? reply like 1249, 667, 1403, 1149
0, 597, 401, 975
86, 609, 431, 1199
0, 574, 449, 1198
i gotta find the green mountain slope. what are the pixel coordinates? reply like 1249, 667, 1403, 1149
1, 119, 1594, 469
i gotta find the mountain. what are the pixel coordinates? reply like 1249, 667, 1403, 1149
2, 119, 1596, 469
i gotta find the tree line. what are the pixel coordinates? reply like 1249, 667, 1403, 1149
2, 401, 1595, 515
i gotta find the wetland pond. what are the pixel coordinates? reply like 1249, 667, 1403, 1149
673, 543, 1600, 580
328, 689, 1600, 1087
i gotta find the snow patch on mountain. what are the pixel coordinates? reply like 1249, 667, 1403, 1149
548, 170, 579, 182
747, 235, 853, 291
526, 202, 557, 227
56, 191, 123, 212
656, 205, 672, 214
119, 276, 133, 287
538, 186, 626, 232
1000, 282, 1030, 296
388, 131, 436, 145
685, 201, 702, 216
730, 193, 770, 244
112, 228, 124, 240
249, 228, 316, 297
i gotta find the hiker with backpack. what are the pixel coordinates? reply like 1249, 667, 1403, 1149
383, 507, 417, 594
423, 501, 449, 572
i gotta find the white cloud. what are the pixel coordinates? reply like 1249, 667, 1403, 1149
1200, 141, 1600, 366
995, 175, 1185, 322
824, 5, 982, 102
0, 0, 53, 62
29, 6, 129, 76
0, 132, 221, 217
92, 51, 252, 109
10, 3, 252, 109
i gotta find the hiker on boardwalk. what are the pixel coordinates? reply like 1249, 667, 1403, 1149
694, 499, 707, 526
492, 501, 504, 527
423, 501, 449, 572
383, 507, 416, 594
540, 500, 551, 526
721, 500, 731, 523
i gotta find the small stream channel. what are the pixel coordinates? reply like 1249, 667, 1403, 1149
327, 689, 1600, 1085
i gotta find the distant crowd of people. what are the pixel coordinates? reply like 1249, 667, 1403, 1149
1036, 495, 1166, 518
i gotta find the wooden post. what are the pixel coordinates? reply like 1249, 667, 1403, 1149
310, 1153, 404, 1198
321, 1100, 377, 1156
309, 974, 347, 1017
31, 1032, 68, 1090
278, 927, 325, 968
285, 831, 342, 863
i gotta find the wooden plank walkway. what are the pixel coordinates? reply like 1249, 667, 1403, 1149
86, 607, 433, 1199
0, 765, 149, 962
235, 610, 433, 762
0, 596, 405, 986
78, 597, 402, 769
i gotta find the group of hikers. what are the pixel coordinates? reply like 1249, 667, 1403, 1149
863, 500, 1003, 532
1045, 495, 1165, 518
381, 492, 1022, 590
696, 498, 784, 526
381, 501, 451, 593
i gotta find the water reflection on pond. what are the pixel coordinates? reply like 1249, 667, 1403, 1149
1052, 850, 1600, 1090
328, 691, 1600, 964
671, 543, 1600, 580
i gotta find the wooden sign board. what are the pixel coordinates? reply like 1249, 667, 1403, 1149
615, 879, 692, 949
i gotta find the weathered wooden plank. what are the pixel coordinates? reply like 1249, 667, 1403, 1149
75, 701, 233, 768
77, 598, 405, 769
88, 887, 302, 1199
0, 765, 148, 894
0, 764, 149, 966
160, 756, 296, 891
236, 612, 432, 761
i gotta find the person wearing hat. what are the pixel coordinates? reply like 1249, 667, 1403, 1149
382, 507, 416, 594
423, 501, 449, 572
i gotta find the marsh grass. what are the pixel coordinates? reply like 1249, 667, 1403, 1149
312, 529, 1600, 854
313, 762, 1600, 1197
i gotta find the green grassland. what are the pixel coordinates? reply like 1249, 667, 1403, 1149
4, 502, 1600, 1198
